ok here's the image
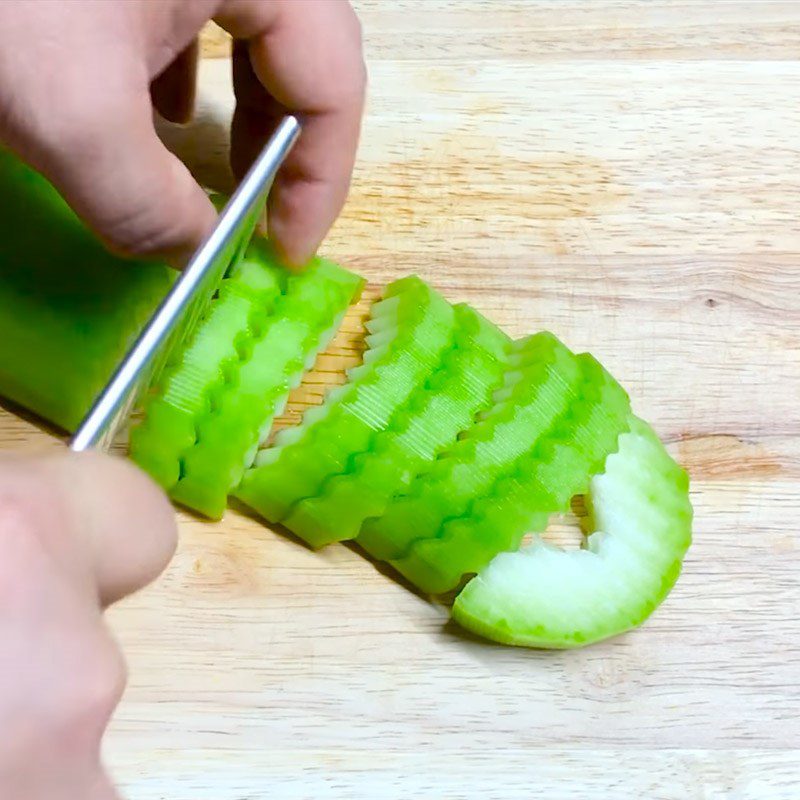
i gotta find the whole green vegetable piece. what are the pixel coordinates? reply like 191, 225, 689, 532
0, 149, 173, 431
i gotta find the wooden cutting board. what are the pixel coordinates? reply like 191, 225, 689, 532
2, 2, 799, 797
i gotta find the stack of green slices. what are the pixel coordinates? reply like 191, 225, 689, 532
0, 151, 692, 649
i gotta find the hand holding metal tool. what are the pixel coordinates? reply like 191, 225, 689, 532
70, 116, 301, 453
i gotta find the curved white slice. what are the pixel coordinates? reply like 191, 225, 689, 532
452, 416, 692, 649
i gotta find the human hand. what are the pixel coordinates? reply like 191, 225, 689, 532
0, 0, 365, 267
0, 452, 177, 799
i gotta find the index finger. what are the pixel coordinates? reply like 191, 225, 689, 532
218, 0, 366, 266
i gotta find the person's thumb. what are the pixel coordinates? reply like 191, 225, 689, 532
2, 451, 178, 607
32, 89, 216, 267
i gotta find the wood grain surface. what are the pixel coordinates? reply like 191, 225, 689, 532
3, 2, 800, 798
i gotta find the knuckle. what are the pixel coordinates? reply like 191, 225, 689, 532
81, 636, 128, 720
0, 637, 126, 770
32, 100, 205, 261
99, 199, 193, 260
94, 170, 206, 262
353, 54, 368, 98
57, 633, 127, 752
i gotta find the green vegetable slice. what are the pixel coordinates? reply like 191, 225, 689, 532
452, 416, 692, 648
392, 353, 631, 593
131, 252, 363, 519
279, 303, 511, 545
234, 276, 457, 542
357, 332, 582, 562
0, 149, 174, 431
129, 239, 284, 489
174, 259, 361, 518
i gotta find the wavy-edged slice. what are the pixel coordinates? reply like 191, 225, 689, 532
452, 416, 692, 648
279, 303, 510, 545
130, 249, 363, 518
393, 353, 631, 594
171, 259, 363, 518
129, 239, 284, 489
357, 332, 582, 562
234, 276, 456, 543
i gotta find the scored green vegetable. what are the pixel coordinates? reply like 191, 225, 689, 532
357, 332, 583, 562
129, 239, 284, 490
278, 303, 511, 545
452, 416, 692, 648
234, 275, 458, 545
0, 149, 174, 431
393, 352, 631, 594
0, 147, 693, 649
132, 252, 363, 519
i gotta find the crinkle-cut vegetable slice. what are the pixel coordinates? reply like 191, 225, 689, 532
166, 258, 363, 518
129, 239, 285, 489
0, 149, 174, 431
357, 332, 582, 562
234, 276, 456, 536
392, 353, 631, 593
452, 416, 692, 649
278, 303, 511, 546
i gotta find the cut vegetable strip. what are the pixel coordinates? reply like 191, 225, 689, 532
0, 149, 174, 430
392, 353, 631, 593
279, 303, 511, 545
234, 276, 456, 541
357, 332, 582, 562
129, 239, 284, 489
452, 416, 692, 648
169, 258, 363, 518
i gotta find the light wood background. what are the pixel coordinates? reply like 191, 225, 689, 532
3, 2, 800, 797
